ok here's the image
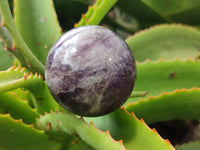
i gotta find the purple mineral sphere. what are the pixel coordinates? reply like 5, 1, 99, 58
45, 25, 136, 116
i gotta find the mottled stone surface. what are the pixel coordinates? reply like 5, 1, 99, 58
45, 25, 136, 116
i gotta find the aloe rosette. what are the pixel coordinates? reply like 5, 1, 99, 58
0, 0, 200, 150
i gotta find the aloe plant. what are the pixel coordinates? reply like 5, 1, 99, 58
0, 0, 200, 149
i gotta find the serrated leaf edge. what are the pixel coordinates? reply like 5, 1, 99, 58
89, 121, 126, 150
0, 113, 43, 133
39, 111, 126, 150
121, 108, 175, 150
126, 23, 200, 40
127, 87, 199, 106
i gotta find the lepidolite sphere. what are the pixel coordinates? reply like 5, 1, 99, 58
45, 25, 136, 116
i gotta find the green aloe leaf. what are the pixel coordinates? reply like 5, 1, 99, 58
9, 88, 32, 103
0, 24, 29, 71
0, 91, 38, 124
175, 141, 200, 150
0, 11, 15, 70
126, 88, 200, 124
0, 114, 62, 150
14, 0, 62, 65
85, 108, 175, 150
0, 66, 59, 114
126, 59, 200, 104
141, 0, 200, 24
75, 0, 118, 27
0, 0, 44, 74
0, 66, 42, 93
28, 81, 60, 115
117, 0, 200, 25
0, 42, 14, 71
117, 0, 166, 26
8, 88, 36, 109
126, 24, 200, 62
37, 111, 126, 150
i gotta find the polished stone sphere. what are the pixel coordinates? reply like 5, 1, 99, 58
45, 25, 136, 116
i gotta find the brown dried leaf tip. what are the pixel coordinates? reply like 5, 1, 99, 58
46, 122, 52, 131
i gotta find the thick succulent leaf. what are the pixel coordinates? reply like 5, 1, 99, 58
0, 24, 12, 48
0, 14, 14, 69
0, 114, 62, 150
10, 88, 32, 103
126, 88, 200, 124
0, 42, 14, 71
0, 91, 38, 124
126, 59, 200, 104
0, 14, 27, 70
8, 88, 36, 109
14, 0, 62, 64
117, 0, 200, 25
126, 24, 200, 62
85, 108, 175, 150
75, 0, 118, 27
37, 111, 126, 150
29, 81, 60, 114
175, 141, 200, 150
0, 66, 59, 114
0, 0, 44, 74
141, 0, 200, 24
117, 0, 166, 25
0, 18, 15, 70
0, 66, 42, 93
